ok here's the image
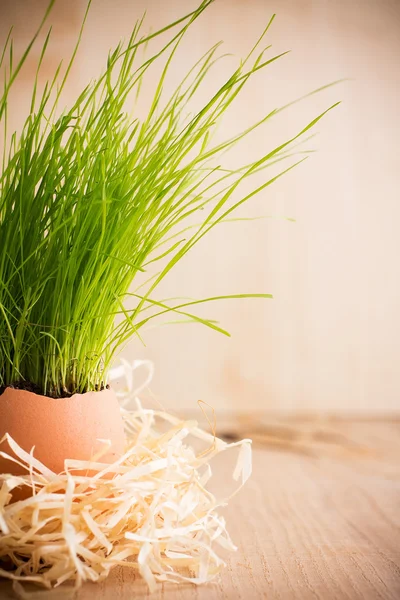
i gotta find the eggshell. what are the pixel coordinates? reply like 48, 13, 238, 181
0, 387, 126, 476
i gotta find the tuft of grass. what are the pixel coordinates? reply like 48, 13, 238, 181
0, 0, 338, 397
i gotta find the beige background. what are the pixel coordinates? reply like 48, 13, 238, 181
1, 0, 399, 415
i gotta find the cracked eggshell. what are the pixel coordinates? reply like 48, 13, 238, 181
0, 387, 126, 476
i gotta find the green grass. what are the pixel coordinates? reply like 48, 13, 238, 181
0, 0, 338, 397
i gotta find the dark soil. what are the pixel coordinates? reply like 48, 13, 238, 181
0, 381, 109, 399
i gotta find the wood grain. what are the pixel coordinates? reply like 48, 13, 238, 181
1, 421, 399, 599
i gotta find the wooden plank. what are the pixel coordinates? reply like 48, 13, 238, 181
1, 422, 399, 598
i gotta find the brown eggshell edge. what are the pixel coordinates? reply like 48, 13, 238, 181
0, 387, 126, 477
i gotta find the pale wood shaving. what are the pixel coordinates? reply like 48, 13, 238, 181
0, 393, 251, 598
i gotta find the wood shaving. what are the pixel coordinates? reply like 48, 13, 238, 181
0, 365, 252, 598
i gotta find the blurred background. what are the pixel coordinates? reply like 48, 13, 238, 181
1, 0, 399, 418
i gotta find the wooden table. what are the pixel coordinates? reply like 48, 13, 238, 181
1, 420, 399, 599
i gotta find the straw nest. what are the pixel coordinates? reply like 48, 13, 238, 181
0, 366, 251, 599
